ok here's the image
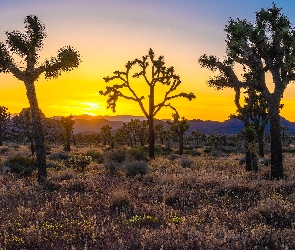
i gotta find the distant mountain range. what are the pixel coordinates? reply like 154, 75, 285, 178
71, 114, 295, 135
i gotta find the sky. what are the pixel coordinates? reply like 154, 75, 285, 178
0, 0, 295, 121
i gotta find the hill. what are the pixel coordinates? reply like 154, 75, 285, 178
71, 114, 295, 135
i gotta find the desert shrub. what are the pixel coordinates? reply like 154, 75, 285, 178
104, 161, 118, 176
184, 149, 201, 156
220, 146, 235, 154
164, 193, 181, 207
50, 168, 77, 182
86, 150, 103, 163
104, 148, 127, 164
103, 148, 128, 175
203, 147, 212, 153
66, 154, 92, 172
0, 146, 9, 154
180, 155, 194, 168
66, 180, 87, 193
260, 157, 271, 166
110, 191, 132, 214
4, 155, 37, 178
49, 151, 70, 161
125, 161, 148, 177
127, 146, 148, 161
239, 156, 246, 165
42, 181, 60, 192
167, 153, 179, 161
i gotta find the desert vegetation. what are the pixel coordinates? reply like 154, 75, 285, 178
1, 3, 295, 249
1, 141, 295, 249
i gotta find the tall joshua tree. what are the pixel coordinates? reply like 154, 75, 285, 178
60, 115, 75, 152
100, 49, 195, 158
167, 113, 189, 155
0, 106, 10, 146
199, 4, 295, 179
0, 15, 81, 182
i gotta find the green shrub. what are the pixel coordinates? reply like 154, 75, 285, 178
66, 154, 92, 172
4, 155, 37, 178
104, 148, 127, 164
167, 154, 179, 161
49, 151, 70, 161
104, 161, 121, 176
180, 155, 194, 168
86, 150, 103, 163
184, 149, 201, 156
203, 147, 212, 153
127, 146, 148, 161
125, 161, 148, 177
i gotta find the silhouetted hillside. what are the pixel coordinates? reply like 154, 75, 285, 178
71, 115, 295, 135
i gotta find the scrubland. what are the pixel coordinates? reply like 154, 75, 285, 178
1, 144, 295, 249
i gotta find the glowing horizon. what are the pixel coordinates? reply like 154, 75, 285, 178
1, 0, 295, 122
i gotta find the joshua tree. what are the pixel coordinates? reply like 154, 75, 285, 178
191, 130, 206, 146
154, 123, 166, 145
0, 15, 80, 182
199, 4, 295, 179
230, 88, 269, 158
12, 108, 40, 155
100, 125, 112, 146
100, 49, 195, 158
0, 106, 10, 146
60, 115, 75, 152
167, 113, 189, 155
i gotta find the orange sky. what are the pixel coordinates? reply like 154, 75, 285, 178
1, 0, 295, 121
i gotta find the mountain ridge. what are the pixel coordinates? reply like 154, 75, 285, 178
71, 114, 295, 135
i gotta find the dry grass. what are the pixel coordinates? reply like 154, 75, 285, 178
1, 144, 295, 249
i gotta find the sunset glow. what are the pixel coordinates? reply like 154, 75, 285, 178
1, 0, 295, 121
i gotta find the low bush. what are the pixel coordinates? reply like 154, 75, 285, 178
66, 154, 92, 172
184, 149, 201, 156
125, 161, 148, 177
127, 146, 148, 161
110, 190, 133, 214
4, 155, 37, 178
86, 150, 103, 163
180, 155, 194, 168
104, 161, 121, 176
49, 151, 70, 161
167, 154, 179, 161
203, 147, 212, 153
104, 148, 127, 164
0, 146, 9, 154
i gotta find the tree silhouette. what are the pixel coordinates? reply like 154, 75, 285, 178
0, 106, 10, 146
100, 125, 112, 146
191, 130, 206, 146
12, 108, 41, 155
60, 115, 75, 152
167, 113, 189, 155
154, 123, 165, 145
100, 49, 195, 158
199, 4, 295, 179
0, 15, 80, 182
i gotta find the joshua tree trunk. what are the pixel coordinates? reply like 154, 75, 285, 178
179, 132, 184, 155
25, 79, 47, 183
30, 138, 35, 156
0, 130, 3, 146
243, 121, 252, 171
148, 85, 155, 158
65, 132, 71, 151
268, 98, 283, 179
257, 127, 265, 158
